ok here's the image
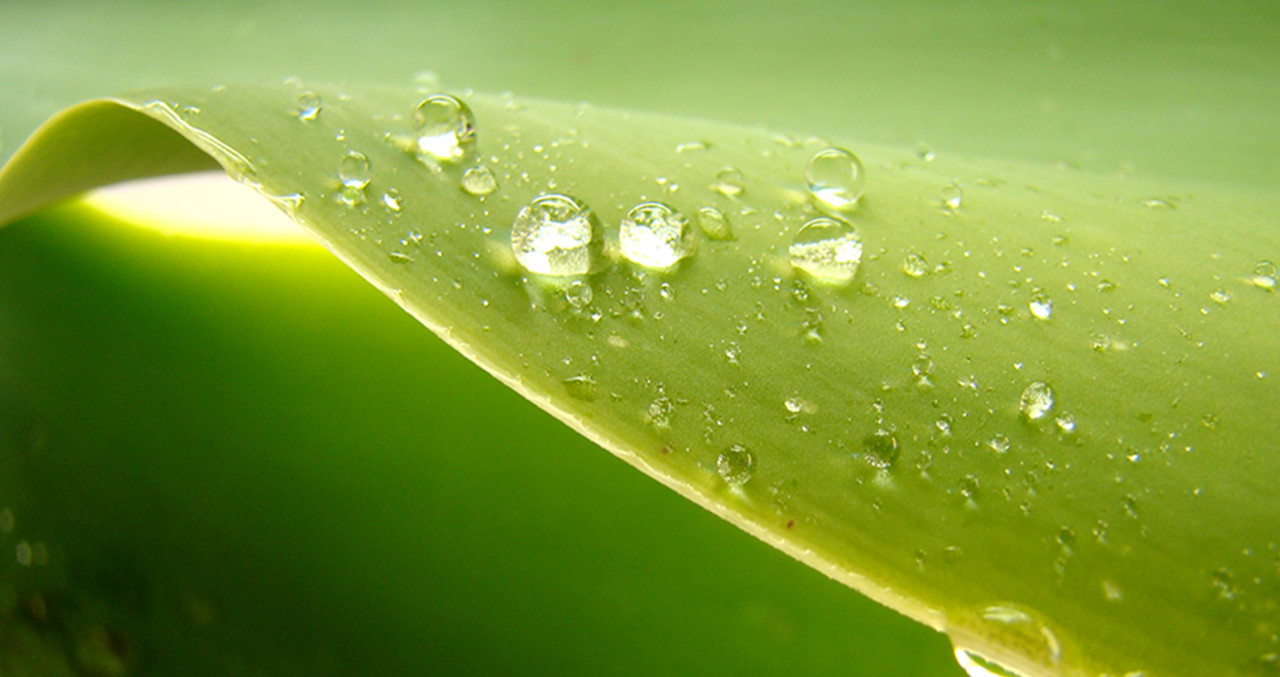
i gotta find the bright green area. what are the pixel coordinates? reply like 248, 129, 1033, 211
0, 205, 961, 675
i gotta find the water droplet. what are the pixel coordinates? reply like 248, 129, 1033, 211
296, 91, 321, 121
951, 605, 1062, 677
789, 217, 863, 286
1141, 197, 1176, 210
338, 150, 372, 189
1097, 279, 1118, 293
1212, 567, 1237, 600
862, 429, 900, 469
1029, 291, 1053, 320
619, 202, 695, 270
382, 188, 402, 212
1055, 414, 1076, 434
563, 374, 597, 401
711, 167, 745, 197
461, 164, 498, 196
903, 252, 930, 278
564, 280, 594, 308
1209, 289, 1232, 305
717, 444, 755, 486
941, 181, 963, 210
696, 206, 734, 241
647, 396, 673, 429
1020, 382, 1054, 420
511, 194, 603, 276
387, 251, 414, 264
805, 147, 865, 211
412, 94, 476, 162
1252, 260, 1278, 291
988, 434, 1011, 454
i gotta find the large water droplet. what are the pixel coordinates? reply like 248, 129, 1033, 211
511, 194, 603, 276
1020, 382, 1054, 420
413, 94, 476, 162
296, 91, 321, 121
805, 147, 865, 212
951, 605, 1063, 677
862, 429, 900, 469
789, 217, 863, 286
461, 165, 498, 195
619, 202, 695, 270
717, 444, 755, 486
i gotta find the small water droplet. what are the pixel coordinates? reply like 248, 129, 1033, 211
862, 429, 900, 469
387, 251, 414, 264
658, 282, 675, 301
1252, 260, 1278, 291
789, 217, 863, 286
382, 188, 402, 212
805, 147, 865, 212
1212, 567, 1237, 600
717, 444, 755, 486
711, 167, 745, 197
647, 396, 674, 429
338, 150, 372, 189
511, 194, 603, 276
951, 605, 1062, 677
1020, 382, 1054, 420
696, 206, 734, 241
903, 252, 930, 278
296, 91, 321, 121
619, 202, 695, 270
1055, 414, 1076, 433
1209, 289, 1232, 305
565, 280, 593, 308
413, 94, 476, 162
563, 374, 598, 401
461, 164, 498, 196
1097, 279, 1118, 293
941, 181, 963, 210
1141, 197, 1176, 210
988, 434, 1011, 453
1029, 291, 1053, 320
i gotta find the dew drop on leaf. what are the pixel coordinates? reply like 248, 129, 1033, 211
805, 147, 865, 212
412, 93, 477, 162
1252, 260, 1278, 291
717, 444, 755, 486
789, 217, 863, 286
511, 194, 602, 276
296, 90, 321, 121
862, 429, 900, 469
1020, 382, 1054, 420
460, 164, 498, 196
619, 202, 695, 270
710, 167, 745, 197
696, 206, 734, 241
338, 150, 371, 189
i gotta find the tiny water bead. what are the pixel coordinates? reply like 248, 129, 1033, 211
1252, 260, 1278, 291
412, 94, 476, 162
717, 444, 755, 486
564, 280, 593, 308
696, 206, 734, 241
1020, 382, 1054, 420
941, 181, 963, 210
805, 147, 865, 212
511, 194, 603, 276
903, 252, 930, 278
789, 217, 863, 286
619, 202, 695, 270
296, 91, 321, 121
460, 165, 497, 196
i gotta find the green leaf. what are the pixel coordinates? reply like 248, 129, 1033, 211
2, 77, 1277, 677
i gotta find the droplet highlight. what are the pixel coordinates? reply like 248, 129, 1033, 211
511, 194, 603, 276
619, 202, 695, 270
805, 147, 865, 212
1020, 382, 1054, 420
789, 217, 863, 286
461, 165, 498, 196
413, 94, 477, 162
